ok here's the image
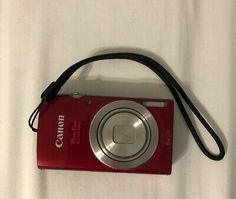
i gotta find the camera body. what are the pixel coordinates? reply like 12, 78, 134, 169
37, 94, 174, 174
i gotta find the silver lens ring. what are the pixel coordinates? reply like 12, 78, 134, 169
89, 100, 158, 170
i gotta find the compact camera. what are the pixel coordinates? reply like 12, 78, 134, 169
37, 94, 174, 174
31, 53, 224, 175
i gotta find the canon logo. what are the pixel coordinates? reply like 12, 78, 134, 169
55, 115, 65, 148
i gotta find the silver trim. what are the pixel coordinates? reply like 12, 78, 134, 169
89, 100, 159, 170
143, 101, 168, 107
70, 92, 85, 98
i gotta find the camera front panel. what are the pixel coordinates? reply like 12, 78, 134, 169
37, 95, 174, 174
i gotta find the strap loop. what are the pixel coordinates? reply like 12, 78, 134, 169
28, 100, 44, 132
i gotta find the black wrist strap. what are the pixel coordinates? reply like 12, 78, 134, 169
28, 52, 225, 161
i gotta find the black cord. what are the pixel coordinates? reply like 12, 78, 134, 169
28, 100, 44, 132
29, 52, 225, 161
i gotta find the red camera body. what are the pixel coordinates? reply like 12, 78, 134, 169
37, 95, 174, 174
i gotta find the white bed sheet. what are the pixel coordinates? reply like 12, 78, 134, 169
0, 1, 235, 199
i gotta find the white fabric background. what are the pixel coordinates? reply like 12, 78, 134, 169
0, 1, 235, 199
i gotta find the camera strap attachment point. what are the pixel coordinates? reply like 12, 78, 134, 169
28, 100, 44, 132
28, 52, 225, 161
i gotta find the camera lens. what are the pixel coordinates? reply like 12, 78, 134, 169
89, 100, 158, 170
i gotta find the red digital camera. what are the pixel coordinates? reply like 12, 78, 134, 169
37, 94, 174, 174
29, 53, 225, 176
